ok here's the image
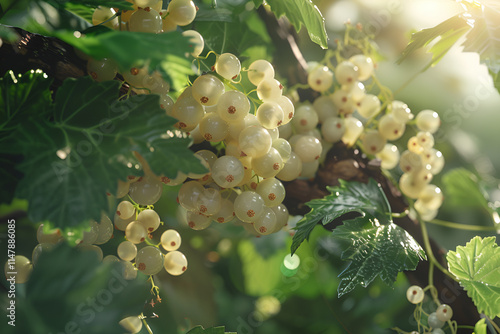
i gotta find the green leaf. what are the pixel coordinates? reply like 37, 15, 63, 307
195, 2, 272, 57
397, 15, 470, 66
238, 239, 286, 296
291, 179, 391, 254
56, 30, 194, 91
13, 76, 204, 228
11, 243, 149, 334
462, 2, 500, 74
265, 0, 328, 49
442, 168, 490, 211
473, 318, 487, 334
490, 68, 500, 95
252, 0, 263, 8
0, 155, 23, 204
447, 236, 500, 318
332, 214, 426, 297
186, 325, 236, 334
0, 24, 19, 41
0, 70, 53, 152
51, 0, 134, 10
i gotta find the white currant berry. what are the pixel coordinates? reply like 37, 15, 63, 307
234, 191, 265, 223
119, 316, 142, 334
129, 8, 162, 33
407, 136, 424, 154
217, 90, 250, 123
117, 200, 136, 220
276, 96, 295, 125
348, 55, 374, 81
161, 229, 181, 251
117, 240, 137, 261
272, 138, 292, 162
248, 59, 275, 86
361, 130, 386, 154
212, 198, 236, 224
211, 155, 245, 188
92, 6, 118, 29
417, 184, 444, 210
256, 101, 284, 129
182, 30, 204, 57
256, 177, 286, 207
215, 53, 241, 80
271, 204, 289, 232
276, 152, 302, 181
400, 150, 423, 173
335, 61, 359, 85
428, 312, 445, 329
186, 210, 212, 230
163, 250, 188, 276
292, 104, 319, 132
167, 0, 197, 26
251, 147, 284, 178
308, 66, 334, 92
416, 110, 440, 133
253, 207, 277, 235
376, 144, 400, 170
257, 78, 283, 102
293, 135, 322, 163
87, 58, 118, 82
137, 209, 161, 233
341, 117, 364, 146
416, 131, 435, 149
331, 89, 355, 115
436, 304, 453, 322
321, 116, 345, 143
178, 181, 204, 211
421, 149, 445, 175
192, 74, 225, 106
239, 125, 272, 158
313, 95, 338, 123
125, 221, 147, 244
388, 100, 413, 123
196, 187, 222, 216
399, 172, 428, 199
406, 285, 424, 304
300, 160, 320, 179
4, 255, 32, 283
135, 246, 164, 275
199, 113, 229, 142
356, 94, 381, 119
379, 114, 405, 140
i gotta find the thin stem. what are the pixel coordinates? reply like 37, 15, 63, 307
429, 219, 498, 231
142, 317, 154, 334
420, 220, 456, 281
487, 316, 500, 333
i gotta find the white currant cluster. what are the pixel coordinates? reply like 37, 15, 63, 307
298, 54, 445, 220
86, 0, 204, 103
161, 56, 297, 236
405, 285, 454, 334
113, 194, 188, 278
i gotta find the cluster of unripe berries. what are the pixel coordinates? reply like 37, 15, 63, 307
301, 55, 444, 220
406, 285, 454, 334
162, 55, 298, 236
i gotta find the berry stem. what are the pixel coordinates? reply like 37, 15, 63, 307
420, 220, 456, 281
141, 315, 154, 334
428, 218, 498, 231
